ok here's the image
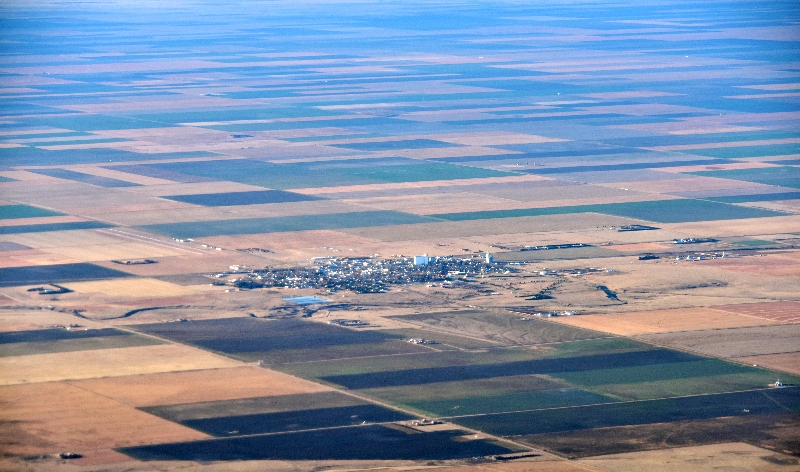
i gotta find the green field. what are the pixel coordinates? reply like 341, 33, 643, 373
0, 221, 112, 234
431, 199, 787, 223
0, 204, 63, 219
140, 211, 438, 238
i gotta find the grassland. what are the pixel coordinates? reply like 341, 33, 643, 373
391, 310, 609, 346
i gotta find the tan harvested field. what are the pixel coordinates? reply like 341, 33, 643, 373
0, 215, 85, 227
596, 176, 770, 194
341, 214, 645, 242
636, 324, 800, 358
733, 352, 800, 376
351, 193, 676, 215
71, 366, 331, 407
604, 242, 672, 252
402, 461, 585, 472
0, 343, 243, 385
662, 215, 800, 238
432, 131, 567, 146
713, 300, 800, 323
0, 382, 208, 456
1, 183, 168, 212
578, 442, 797, 472
1, 228, 129, 249
66, 278, 197, 298
345, 192, 525, 214
0, 309, 110, 331
657, 161, 775, 173
548, 307, 779, 336
89, 199, 364, 226
200, 229, 378, 251
646, 137, 800, 152
39, 241, 187, 261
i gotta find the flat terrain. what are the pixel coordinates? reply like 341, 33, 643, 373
0, 382, 208, 456
70, 366, 331, 407
0, 343, 242, 385
2, 0, 800, 469
578, 442, 799, 471
636, 324, 800, 358
549, 307, 780, 335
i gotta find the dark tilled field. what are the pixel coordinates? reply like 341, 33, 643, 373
118, 425, 518, 461
0, 263, 131, 287
132, 317, 428, 363
523, 412, 800, 458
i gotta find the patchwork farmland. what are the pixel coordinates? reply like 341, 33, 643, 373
1, 0, 799, 471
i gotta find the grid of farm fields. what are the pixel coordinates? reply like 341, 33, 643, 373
1, 1, 799, 471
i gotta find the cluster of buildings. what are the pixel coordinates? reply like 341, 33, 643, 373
229, 255, 513, 293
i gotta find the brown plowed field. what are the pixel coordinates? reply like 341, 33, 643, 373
70, 366, 332, 407
0, 382, 208, 456
636, 324, 800, 358
713, 300, 800, 323
733, 352, 800, 376
696, 253, 800, 278
549, 307, 778, 336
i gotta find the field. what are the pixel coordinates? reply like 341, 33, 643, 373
431, 199, 787, 224
132, 317, 429, 364
0, 262, 132, 287
3, 0, 800, 469
578, 442, 799, 471
66, 278, 197, 298
548, 307, 780, 336
0, 382, 208, 456
163, 190, 322, 206
636, 324, 800, 358
392, 310, 608, 346
70, 366, 332, 406
142, 391, 414, 436
0, 343, 242, 385
0, 204, 63, 219
0, 327, 163, 357
141, 211, 438, 238
119, 425, 518, 461
451, 389, 800, 437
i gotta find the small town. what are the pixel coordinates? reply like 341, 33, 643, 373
229, 254, 514, 293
